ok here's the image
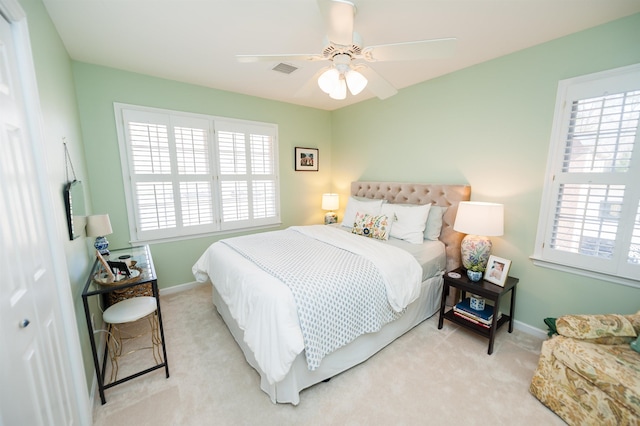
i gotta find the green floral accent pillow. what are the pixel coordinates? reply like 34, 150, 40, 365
631, 335, 640, 353
351, 212, 390, 240
556, 314, 637, 341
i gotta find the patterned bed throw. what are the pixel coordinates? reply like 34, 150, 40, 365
221, 226, 416, 371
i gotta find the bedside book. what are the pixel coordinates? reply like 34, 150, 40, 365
453, 307, 497, 325
454, 298, 495, 322
453, 311, 490, 328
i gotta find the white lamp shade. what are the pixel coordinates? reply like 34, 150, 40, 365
345, 70, 367, 95
329, 78, 347, 100
318, 68, 339, 94
453, 201, 504, 237
322, 193, 339, 211
318, 65, 368, 99
86, 214, 113, 237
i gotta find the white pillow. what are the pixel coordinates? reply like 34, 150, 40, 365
341, 197, 384, 227
381, 203, 432, 244
424, 205, 446, 241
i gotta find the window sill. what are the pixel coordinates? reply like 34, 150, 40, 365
130, 223, 282, 246
530, 256, 640, 290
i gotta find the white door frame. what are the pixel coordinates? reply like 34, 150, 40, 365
0, 0, 91, 423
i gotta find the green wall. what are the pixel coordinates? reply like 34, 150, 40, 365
72, 63, 333, 290
330, 13, 640, 329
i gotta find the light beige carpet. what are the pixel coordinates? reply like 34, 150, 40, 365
92, 284, 564, 425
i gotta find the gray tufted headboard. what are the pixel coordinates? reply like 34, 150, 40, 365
350, 181, 471, 272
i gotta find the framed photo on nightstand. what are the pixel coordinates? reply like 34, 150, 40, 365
484, 255, 511, 287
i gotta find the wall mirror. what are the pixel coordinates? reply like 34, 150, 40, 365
64, 180, 86, 240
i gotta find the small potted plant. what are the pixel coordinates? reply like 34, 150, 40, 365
466, 263, 485, 282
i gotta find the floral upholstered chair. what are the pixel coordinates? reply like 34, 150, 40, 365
530, 312, 640, 425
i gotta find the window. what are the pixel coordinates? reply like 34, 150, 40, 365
533, 64, 640, 288
114, 103, 280, 243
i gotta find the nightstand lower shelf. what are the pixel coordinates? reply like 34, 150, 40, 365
443, 309, 511, 338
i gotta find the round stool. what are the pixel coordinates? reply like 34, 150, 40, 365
103, 296, 162, 383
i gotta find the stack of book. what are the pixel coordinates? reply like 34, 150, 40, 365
453, 298, 500, 328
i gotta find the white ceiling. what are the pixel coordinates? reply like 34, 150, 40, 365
42, 0, 640, 111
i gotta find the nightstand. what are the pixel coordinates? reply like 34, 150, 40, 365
437, 267, 519, 354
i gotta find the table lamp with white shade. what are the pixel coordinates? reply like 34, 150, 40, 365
453, 201, 504, 271
86, 214, 113, 255
322, 193, 339, 225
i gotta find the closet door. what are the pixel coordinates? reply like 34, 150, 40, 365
0, 6, 88, 425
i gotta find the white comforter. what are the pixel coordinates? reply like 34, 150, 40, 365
192, 225, 422, 384
292, 226, 422, 311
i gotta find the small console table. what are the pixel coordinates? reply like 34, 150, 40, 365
82, 245, 169, 404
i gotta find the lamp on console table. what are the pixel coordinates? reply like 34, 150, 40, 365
86, 214, 113, 255
453, 201, 504, 273
322, 193, 339, 225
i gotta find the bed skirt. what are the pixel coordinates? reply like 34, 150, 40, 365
211, 273, 443, 405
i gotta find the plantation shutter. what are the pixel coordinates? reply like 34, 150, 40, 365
173, 117, 215, 231
536, 65, 640, 283
550, 91, 638, 262
215, 120, 279, 231
122, 110, 217, 240
117, 104, 280, 242
631, 202, 640, 265
124, 110, 176, 239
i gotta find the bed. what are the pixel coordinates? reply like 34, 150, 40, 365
192, 181, 471, 404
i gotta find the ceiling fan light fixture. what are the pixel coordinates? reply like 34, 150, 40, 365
318, 68, 340, 94
237, 1, 456, 102
318, 62, 367, 99
345, 69, 367, 95
329, 78, 347, 100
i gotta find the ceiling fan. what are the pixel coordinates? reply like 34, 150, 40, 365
236, 0, 456, 100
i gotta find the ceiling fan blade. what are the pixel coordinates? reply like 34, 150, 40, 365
236, 54, 326, 63
294, 67, 331, 98
317, 0, 355, 46
356, 65, 398, 100
362, 37, 457, 62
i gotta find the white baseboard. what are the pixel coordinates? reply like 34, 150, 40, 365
513, 319, 548, 340
159, 280, 208, 296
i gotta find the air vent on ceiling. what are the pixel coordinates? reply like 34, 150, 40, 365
272, 63, 298, 74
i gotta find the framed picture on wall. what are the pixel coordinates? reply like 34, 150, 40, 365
294, 147, 319, 171
484, 255, 511, 287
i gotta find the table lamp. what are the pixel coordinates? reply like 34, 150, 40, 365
86, 214, 113, 255
453, 201, 504, 270
322, 193, 339, 225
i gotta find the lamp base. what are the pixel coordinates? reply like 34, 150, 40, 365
94, 236, 110, 256
460, 234, 492, 270
324, 211, 337, 225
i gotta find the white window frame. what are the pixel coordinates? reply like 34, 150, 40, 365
114, 103, 280, 244
532, 63, 640, 289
